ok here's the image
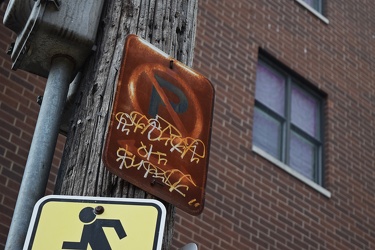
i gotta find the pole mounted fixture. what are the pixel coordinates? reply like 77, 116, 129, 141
3, 0, 104, 77
3, 0, 35, 34
3, 0, 105, 249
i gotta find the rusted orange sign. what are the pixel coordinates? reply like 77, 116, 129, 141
103, 35, 214, 215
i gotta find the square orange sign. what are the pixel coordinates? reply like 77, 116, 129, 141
103, 35, 214, 215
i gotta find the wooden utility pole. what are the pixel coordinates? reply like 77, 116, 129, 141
54, 0, 198, 249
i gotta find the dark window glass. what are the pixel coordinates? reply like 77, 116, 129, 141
255, 62, 285, 116
291, 84, 320, 138
290, 132, 316, 179
253, 108, 282, 159
303, 0, 323, 13
253, 58, 324, 184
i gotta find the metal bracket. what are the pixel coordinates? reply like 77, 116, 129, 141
38, 0, 61, 10
7, 43, 15, 55
49, 0, 61, 10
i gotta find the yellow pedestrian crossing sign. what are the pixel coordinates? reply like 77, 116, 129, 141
24, 195, 166, 250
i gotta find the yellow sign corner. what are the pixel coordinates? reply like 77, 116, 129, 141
24, 195, 166, 250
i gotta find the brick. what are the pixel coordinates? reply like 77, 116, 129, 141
1, 166, 22, 183
0, 137, 16, 152
0, 109, 15, 126
5, 150, 26, 168
15, 120, 36, 136
0, 102, 25, 121
0, 156, 11, 167
0, 66, 10, 78
0, 119, 20, 137
9, 74, 34, 92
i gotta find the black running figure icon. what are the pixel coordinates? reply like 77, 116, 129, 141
62, 207, 127, 250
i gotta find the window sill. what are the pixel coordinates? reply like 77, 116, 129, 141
294, 0, 329, 24
252, 146, 331, 198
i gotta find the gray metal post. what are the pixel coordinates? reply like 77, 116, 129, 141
5, 56, 75, 250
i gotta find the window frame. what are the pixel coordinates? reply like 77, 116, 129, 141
295, 0, 329, 24
253, 56, 330, 197
305, 0, 323, 13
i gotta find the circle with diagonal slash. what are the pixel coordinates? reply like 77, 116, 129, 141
127, 63, 204, 139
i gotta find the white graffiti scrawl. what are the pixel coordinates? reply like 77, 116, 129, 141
116, 111, 206, 163
114, 110, 206, 207
116, 146, 197, 197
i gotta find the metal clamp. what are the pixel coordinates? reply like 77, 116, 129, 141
38, 0, 61, 10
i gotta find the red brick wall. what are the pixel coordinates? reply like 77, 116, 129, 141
0, 2, 65, 248
171, 0, 375, 249
1, 0, 375, 249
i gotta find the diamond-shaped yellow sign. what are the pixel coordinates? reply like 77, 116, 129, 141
24, 195, 166, 250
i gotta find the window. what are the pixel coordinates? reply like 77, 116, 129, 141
295, 0, 328, 24
303, 0, 323, 13
253, 57, 324, 185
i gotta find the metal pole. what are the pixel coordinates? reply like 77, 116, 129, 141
5, 56, 75, 250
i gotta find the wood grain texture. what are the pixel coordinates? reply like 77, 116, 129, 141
54, 0, 198, 248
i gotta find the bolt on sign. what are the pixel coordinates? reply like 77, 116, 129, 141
103, 34, 215, 215
24, 195, 166, 250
